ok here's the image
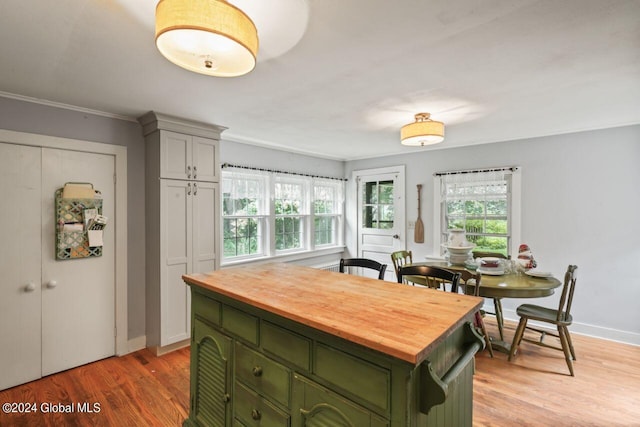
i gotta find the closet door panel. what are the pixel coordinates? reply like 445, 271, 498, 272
0, 143, 42, 390
41, 148, 116, 376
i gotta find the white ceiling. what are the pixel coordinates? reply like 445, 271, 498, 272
1, 0, 638, 160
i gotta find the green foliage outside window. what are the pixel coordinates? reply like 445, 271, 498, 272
445, 184, 509, 256
223, 173, 343, 259
223, 217, 259, 257
363, 180, 394, 229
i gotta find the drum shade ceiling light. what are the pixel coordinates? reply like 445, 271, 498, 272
400, 113, 445, 146
155, 0, 259, 77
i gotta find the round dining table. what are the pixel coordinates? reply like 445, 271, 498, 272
410, 260, 562, 352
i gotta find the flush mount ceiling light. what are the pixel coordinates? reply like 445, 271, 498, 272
400, 113, 445, 146
155, 0, 259, 77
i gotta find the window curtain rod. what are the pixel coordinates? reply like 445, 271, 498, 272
221, 163, 348, 181
433, 166, 518, 177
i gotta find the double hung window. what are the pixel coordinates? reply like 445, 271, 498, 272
222, 171, 267, 258
435, 168, 520, 257
222, 169, 344, 263
313, 179, 343, 246
274, 177, 307, 252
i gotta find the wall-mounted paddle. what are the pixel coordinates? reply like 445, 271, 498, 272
415, 184, 424, 243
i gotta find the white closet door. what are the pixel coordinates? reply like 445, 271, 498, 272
41, 148, 116, 375
0, 143, 42, 390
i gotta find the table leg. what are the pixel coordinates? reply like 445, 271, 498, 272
494, 298, 504, 341
486, 298, 515, 354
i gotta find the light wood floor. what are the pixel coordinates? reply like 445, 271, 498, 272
1, 319, 638, 426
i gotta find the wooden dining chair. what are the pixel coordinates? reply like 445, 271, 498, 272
508, 265, 578, 376
459, 270, 494, 357
397, 265, 461, 293
390, 250, 413, 284
339, 258, 387, 280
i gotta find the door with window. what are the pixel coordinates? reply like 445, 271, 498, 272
355, 166, 405, 281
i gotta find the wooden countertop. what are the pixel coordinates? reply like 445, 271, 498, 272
183, 263, 482, 365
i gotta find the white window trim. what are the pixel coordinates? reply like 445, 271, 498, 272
432, 168, 521, 257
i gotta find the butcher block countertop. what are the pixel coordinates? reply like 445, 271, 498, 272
183, 262, 482, 365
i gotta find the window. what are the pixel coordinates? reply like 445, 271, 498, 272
362, 179, 394, 229
222, 171, 267, 258
222, 169, 344, 262
313, 179, 344, 246
274, 177, 307, 252
434, 168, 520, 257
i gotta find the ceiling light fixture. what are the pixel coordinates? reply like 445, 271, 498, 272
155, 0, 259, 77
400, 113, 445, 146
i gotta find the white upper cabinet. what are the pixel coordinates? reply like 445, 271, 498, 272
160, 131, 219, 182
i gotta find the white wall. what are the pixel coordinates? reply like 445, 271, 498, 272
346, 125, 640, 345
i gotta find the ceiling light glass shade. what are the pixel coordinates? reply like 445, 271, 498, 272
155, 0, 259, 77
400, 113, 445, 146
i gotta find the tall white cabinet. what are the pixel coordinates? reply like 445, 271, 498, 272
139, 112, 225, 354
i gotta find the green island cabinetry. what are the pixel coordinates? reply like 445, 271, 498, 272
182, 263, 484, 427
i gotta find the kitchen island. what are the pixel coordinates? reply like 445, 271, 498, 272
182, 263, 484, 427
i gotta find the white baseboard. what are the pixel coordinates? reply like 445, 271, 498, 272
498, 307, 640, 347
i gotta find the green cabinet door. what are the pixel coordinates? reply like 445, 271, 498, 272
187, 318, 233, 427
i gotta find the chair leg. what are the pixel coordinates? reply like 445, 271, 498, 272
557, 325, 575, 376
563, 326, 577, 361
494, 298, 504, 341
475, 312, 494, 357
508, 317, 527, 361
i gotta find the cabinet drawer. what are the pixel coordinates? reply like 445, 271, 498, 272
234, 382, 290, 427
315, 343, 390, 414
222, 305, 259, 345
261, 322, 311, 371
192, 291, 221, 326
235, 342, 291, 408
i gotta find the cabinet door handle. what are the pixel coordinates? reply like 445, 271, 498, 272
187, 165, 192, 179
221, 393, 230, 403
24, 282, 36, 292
251, 409, 261, 420
193, 166, 197, 179
252, 366, 263, 377
187, 183, 192, 195
193, 182, 198, 196
46, 280, 58, 289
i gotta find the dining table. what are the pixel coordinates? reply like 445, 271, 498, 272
410, 260, 562, 353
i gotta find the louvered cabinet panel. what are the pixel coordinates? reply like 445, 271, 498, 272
191, 318, 232, 427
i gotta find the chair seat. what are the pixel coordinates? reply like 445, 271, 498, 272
516, 304, 573, 325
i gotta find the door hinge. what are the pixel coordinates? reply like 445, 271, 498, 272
114, 326, 117, 337
113, 173, 117, 184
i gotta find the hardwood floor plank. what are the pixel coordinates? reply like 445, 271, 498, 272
474, 319, 640, 426
0, 321, 638, 426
